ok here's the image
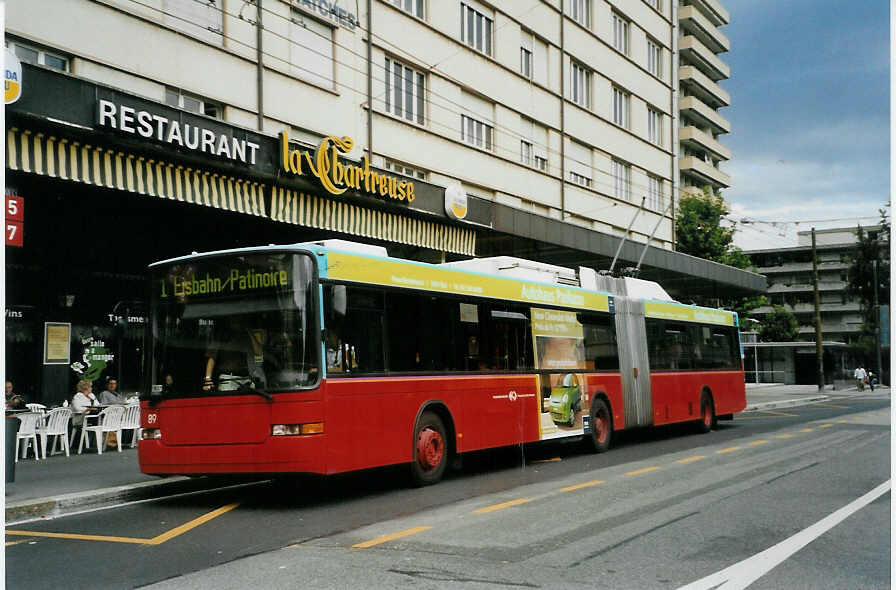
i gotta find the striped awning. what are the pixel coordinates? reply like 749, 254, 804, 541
270, 188, 476, 256
6, 127, 266, 216
7, 126, 476, 256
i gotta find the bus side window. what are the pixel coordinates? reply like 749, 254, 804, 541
581, 314, 619, 371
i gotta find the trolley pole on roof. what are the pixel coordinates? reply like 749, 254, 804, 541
811, 228, 824, 391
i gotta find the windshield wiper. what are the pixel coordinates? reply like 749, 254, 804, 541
237, 380, 273, 401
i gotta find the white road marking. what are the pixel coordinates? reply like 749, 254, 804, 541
677, 480, 891, 590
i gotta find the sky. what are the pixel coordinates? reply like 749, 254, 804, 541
719, 0, 890, 250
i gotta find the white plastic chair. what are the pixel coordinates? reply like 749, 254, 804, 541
79, 405, 125, 454
25, 403, 47, 415
15, 413, 42, 462
121, 403, 141, 448
38, 407, 73, 458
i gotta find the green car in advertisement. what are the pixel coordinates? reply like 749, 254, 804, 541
549, 373, 582, 427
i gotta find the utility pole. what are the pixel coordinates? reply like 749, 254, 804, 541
811, 228, 824, 391
873, 259, 884, 385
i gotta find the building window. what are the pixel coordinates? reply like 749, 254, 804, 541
612, 87, 629, 128
569, 171, 592, 188
462, 114, 493, 150
645, 0, 661, 11
534, 155, 548, 171
647, 39, 662, 78
569, 0, 591, 27
612, 12, 629, 55
391, 0, 424, 18
6, 39, 69, 71
384, 159, 427, 180
461, 3, 493, 56
165, 87, 222, 118
384, 57, 426, 125
570, 61, 590, 107
647, 107, 662, 145
521, 140, 533, 166
612, 159, 631, 201
163, 0, 223, 44
648, 175, 663, 211
520, 32, 533, 79
289, 11, 335, 88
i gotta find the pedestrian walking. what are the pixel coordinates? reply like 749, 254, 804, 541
854, 366, 866, 391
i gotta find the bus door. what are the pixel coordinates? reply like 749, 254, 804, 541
614, 297, 652, 427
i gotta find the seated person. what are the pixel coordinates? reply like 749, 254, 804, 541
99, 377, 126, 404
5, 380, 25, 410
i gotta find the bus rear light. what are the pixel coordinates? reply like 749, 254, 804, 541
271, 423, 324, 436
141, 428, 162, 440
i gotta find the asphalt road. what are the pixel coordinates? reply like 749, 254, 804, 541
6, 393, 890, 590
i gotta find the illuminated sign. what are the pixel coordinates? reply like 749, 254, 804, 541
97, 99, 260, 164
5, 50, 21, 104
280, 132, 416, 203
162, 268, 289, 298
444, 182, 468, 220
5, 194, 23, 247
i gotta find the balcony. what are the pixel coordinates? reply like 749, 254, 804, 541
766, 281, 847, 294
680, 66, 730, 109
680, 36, 730, 81
680, 96, 730, 135
680, 125, 731, 161
756, 261, 850, 274
679, 5, 730, 54
680, 156, 731, 189
798, 324, 862, 336
681, 0, 729, 27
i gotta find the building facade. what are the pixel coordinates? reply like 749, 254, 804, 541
677, 0, 730, 195
746, 226, 885, 345
5, 0, 758, 402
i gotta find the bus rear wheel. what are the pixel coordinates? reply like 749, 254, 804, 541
584, 398, 612, 453
697, 393, 716, 434
410, 411, 448, 486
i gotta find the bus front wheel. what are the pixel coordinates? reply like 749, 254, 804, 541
410, 411, 448, 486
584, 398, 612, 453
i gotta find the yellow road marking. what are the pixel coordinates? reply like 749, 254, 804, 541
530, 457, 562, 464
6, 502, 240, 546
748, 440, 769, 446
799, 428, 814, 433
352, 526, 432, 549
560, 480, 604, 492
5, 539, 32, 547
6, 530, 149, 544
717, 446, 741, 454
146, 502, 240, 545
814, 403, 849, 409
625, 466, 661, 476
776, 434, 794, 439
676, 455, 706, 464
818, 423, 834, 428
763, 410, 797, 417
836, 420, 849, 423
474, 498, 531, 514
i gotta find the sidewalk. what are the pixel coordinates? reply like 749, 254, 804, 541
5, 383, 889, 523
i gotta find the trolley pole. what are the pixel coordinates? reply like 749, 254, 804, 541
811, 228, 824, 391
873, 259, 884, 385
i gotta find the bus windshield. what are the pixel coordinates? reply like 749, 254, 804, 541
147, 252, 318, 398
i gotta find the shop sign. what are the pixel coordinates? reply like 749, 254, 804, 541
5, 50, 21, 104
444, 182, 468, 221
292, 0, 358, 30
97, 99, 260, 164
6, 194, 23, 247
44, 322, 71, 365
280, 132, 416, 203
70, 336, 115, 381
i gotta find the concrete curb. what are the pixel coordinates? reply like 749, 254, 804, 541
5, 476, 221, 523
744, 395, 829, 412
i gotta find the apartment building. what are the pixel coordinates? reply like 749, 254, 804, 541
677, 0, 730, 194
5, 0, 760, 400
746, 226, 885, 344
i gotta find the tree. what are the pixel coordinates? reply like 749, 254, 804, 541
846, 210, 890, 359
675, 188, 764, 317
675, 188, 750, 270
758, 305, 800, 342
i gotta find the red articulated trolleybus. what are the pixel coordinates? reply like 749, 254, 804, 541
139, 240, 746, 485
